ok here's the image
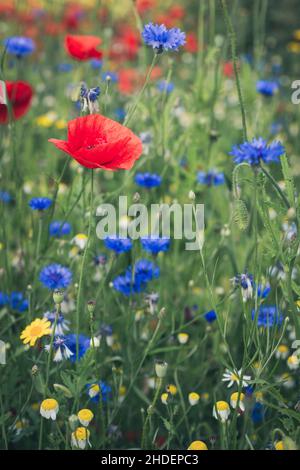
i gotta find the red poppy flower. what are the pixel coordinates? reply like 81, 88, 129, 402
223, 61, 235, 78
118, 69, 142, 95
65, 34, 103, 61
0, 80, 33, 125
136, 0, 156, 14
48, 114, 143, 171
109, 27, 140, 61
185, 33, 198, 53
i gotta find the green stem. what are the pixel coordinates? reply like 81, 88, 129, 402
0, 389, 8, 449
38, 307, 60, 450
220, 0, 248, 141
260, 165, 290, 210
76, 169, 94, 360
141, 377, 163, 449
123, 54, 158, 127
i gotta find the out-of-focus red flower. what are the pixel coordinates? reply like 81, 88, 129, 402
65, 34, 103, 61
49, 114, 143, 171
169, 5, 185, 20
118, 69, 142, 95
150, 65, 163, 81
136, 0, 156, 14
223, 61, 234, 78
124, 430, 140, 443
63, 4, 84, 31
0, 81, 33, 125
155, 435, 167, 448
185, 32, 198, 53
45, 20, 63, 36
110, 27, 140, 61
0, 1, 15, 18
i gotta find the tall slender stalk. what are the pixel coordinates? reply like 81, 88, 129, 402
75, 169, 94, 360
220, 0, 248, 141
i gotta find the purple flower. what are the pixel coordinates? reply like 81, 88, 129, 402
104, 236, 132, 254
39, 264, 72, 290
29, 197, 52, 211
197, 170, 225, 186
142, 23, 186, 52
140, 236, 170, 255
230, 138, 285, 166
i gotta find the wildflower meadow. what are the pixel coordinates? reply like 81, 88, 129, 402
1, 0, 300, 454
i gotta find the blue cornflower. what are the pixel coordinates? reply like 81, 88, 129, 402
9, 292, 28, 312
80, 83, 100, 113
94, 254, 107, 266
104, 236, 132, 254
0, 191, 12, 203
142, 23, 186, 53
43, 311, 70, 336
230, 137, 285, 166
197, 170, 225, 186
49, 221, 72, 238
134, 259, 160, 289
135, 172, 162, 188
39, 264, 72, 290
157, 80, 174, 93
45, 335, 73, 362
29, 197, 52, 211
140, 236, 170, 255
232, 273, 254, 302
113, 259, 159, 296
204, 310, 217, 323
57, 63, 73, 73
90, 59, 102, 69
80, 83, 100, 102
257, 283, 271, 299
102, 71, 118, 82
4, 36, 36, 57
251, 402, 265, 424
0, 292, 9, 308
65, 334, 90, 362
256, 80, 279, 97
112, 271, 134, 296
86, 381, 112, 403
251, 305, 283, 327
100, 323, 113, 337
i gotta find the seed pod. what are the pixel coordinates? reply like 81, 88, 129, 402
232, 199, 249, 231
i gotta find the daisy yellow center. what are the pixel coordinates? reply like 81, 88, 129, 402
167, 384, 177, 395
78, 409, 94, 421
41, 399, 58, 411
275, 441, 284, 450
179, 333, 188, 340
231, 392, 245, 402
231, 373, 239, 382
76, 234, 87, 240
288, 355, 298, 364
188, 440, 208, 450
74, 427, 89, 440
278, 345, 288, 353
189, 392, 200, 400
216, 401, 229, 411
